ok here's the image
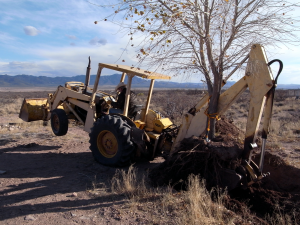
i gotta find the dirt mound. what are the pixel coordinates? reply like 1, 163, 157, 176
215, 116, 243, 142
150, 117, 300, 221
150, 117, 244, 190
227, 183, 300, 216
256, 152, 300, 193
150, 139, 243, 191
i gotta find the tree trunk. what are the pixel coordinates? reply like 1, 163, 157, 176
207, 72, 222, 140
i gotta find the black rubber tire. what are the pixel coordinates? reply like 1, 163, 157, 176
89, 115, 135, 167
51, 109, 68, 136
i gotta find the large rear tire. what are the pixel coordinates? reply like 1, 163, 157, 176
89, 115, 135, 167
51, 109, 68, 136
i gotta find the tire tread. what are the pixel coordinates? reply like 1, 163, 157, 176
89, 115, 135, 167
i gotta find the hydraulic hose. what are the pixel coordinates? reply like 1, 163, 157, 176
259, 59, 283, 173
267, 59, 283, 84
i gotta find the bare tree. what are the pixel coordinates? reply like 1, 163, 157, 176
94, 0, 300, 138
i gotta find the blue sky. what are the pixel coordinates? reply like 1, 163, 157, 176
0, 0, 137, 78
0, 0, 300, 84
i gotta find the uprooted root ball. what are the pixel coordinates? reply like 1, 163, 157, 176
150, 117, 244, 190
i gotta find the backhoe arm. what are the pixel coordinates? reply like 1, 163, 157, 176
172, 44, 278, 166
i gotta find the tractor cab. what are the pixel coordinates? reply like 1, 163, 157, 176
82, 63, 173, 131
96, 64, 170, 121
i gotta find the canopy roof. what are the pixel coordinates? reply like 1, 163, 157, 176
99, 63, 171, 80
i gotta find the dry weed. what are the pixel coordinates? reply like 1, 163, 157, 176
0, 98, 23, 116
266, 204, 299, 225
111, 165, 149, 200
181, 175, 235, 225
109, 167, 245, 224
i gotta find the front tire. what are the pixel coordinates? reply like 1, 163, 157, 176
51, 109, 68, 136
89, 115, 135, 167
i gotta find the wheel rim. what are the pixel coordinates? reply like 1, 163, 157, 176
52, 114, 60, 131
97, 130, 118, 158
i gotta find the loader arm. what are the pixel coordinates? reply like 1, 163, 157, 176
172, 44, 280, 169
47, 85, 91, 114
46, 85, 97, 132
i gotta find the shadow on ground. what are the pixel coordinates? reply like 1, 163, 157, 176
0, 143, 132, 221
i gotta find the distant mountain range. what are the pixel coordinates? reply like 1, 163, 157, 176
0, 74, 209, 89
0, 74, 299, 89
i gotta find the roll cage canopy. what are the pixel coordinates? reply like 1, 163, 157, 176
91, 63, 171, 119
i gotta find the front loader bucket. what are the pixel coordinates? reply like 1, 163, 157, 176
19, 98, 48, 122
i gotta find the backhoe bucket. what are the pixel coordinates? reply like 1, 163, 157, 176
19, 98, 48, 122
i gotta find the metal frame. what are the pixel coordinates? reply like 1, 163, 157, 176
94, 64, 171, 119
172, 44, 275, 165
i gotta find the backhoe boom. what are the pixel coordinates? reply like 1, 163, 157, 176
172, 44, 282, 185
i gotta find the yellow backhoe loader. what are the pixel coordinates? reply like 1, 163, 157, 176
19, 44, 282, 189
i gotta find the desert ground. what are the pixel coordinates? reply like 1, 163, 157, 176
0, 88, 300, 224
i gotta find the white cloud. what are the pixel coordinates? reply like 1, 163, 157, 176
4, 61, 37, 69
0, 61, 47, 75
66, 34, 77, 40
0, 43, 138, 77
89, 37, 107, 46
0, 15, 13, 25
23, 26, 39, 36
0, 32, 16, 43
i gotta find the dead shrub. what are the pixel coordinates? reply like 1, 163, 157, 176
111, 165, 149, 200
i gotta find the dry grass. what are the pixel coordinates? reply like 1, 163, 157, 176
182, 175, 234, 225
266, 205, 299, 225
106, 166, 248, 224
111, 165, 149, 200
224, 95, 300, 140
0, 98, 23, 116
103, 165, 298, 224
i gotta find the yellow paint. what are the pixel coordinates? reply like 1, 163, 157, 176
153, 118, 173, 133
146, 131, 160, 140
244, 162, 257, 180
143, 80, 155, 122
250, 107, 254, 121
99, 63, 171, 80
19, 98, 48, 122
134, 120, 146, 129
97, 130, 118, 158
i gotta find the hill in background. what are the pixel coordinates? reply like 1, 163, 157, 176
0, 74, 209, 89
0, 74, 299, 89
